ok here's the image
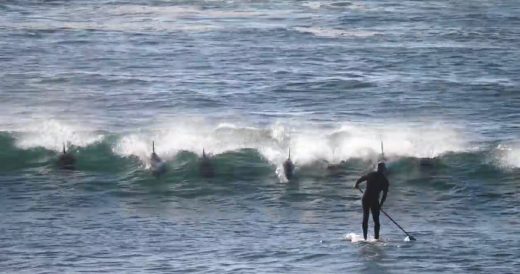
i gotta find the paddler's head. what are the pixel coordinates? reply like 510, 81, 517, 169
377, 162, 386, 173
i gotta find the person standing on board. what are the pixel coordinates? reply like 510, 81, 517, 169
354, 162, 389, 240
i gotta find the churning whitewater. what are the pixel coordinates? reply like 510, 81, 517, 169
2, 118, 517, 174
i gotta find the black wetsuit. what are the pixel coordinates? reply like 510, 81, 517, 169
355, 171, 389, 240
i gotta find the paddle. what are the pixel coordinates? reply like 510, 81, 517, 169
357, 188, 416, 241
380, 141, 385, 161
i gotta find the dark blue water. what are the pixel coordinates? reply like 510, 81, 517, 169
1, 1, 519, 273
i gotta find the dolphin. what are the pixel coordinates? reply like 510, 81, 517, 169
327, 148, 346, 171
418, 157, 438, 167
283, 148, 294, 180
58, 143, 76, 169
150, 141, 166, 176
327, 160, 347, 171
199, 148, 215, 178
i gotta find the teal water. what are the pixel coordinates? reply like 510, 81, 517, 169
1, 1, 519, 273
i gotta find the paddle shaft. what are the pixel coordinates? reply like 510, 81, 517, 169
380, 141, 385, 161
357, 188, 415, 240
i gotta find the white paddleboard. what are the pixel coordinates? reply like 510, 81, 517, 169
345, 233, 384, 244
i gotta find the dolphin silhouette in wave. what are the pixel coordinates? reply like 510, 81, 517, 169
58, 142, 76, 170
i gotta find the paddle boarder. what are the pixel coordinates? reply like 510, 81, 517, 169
354, 162, 389, 240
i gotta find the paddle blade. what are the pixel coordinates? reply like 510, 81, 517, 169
404, 235, 416, 241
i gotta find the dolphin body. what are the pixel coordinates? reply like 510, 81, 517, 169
327, 160, 347, 172
58, 143, 76, 169
326, 148, 346, 171
418, 157, 439, 167
283, 148, 294, 180
150, 141, 166, 176
199, 148, 215, 178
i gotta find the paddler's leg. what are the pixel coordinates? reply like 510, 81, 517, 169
362, 198, 370, 240
371, 201, 381, 239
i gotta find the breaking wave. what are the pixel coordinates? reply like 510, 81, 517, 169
1, 118, 517, 178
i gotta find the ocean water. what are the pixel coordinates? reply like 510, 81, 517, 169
1, 0, 519, 273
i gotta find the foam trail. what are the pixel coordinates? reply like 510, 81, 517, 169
294, 27, 378, 38
3, 3, 269, 34
301, 2, 322, 10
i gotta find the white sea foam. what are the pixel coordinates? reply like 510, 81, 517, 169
3, 20, 217, 34
301, 1, 370, 11
113, 119, 287, 167
14, 119, 104, 152
345, 233, 379, 243
112, 119, 469, 170
8, 117, 473, 176
294, 27, 378, 38
301, 2, 323, 10
9, 115, 470, 167
496, 144, 520, 169
2, 3, 268, 34
106, 5, 260, 18
286, 122, 468, 165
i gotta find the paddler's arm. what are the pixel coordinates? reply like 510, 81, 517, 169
354, 175, 368, 189
379, 177, 389, 208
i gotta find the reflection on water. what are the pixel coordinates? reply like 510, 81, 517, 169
359, 243, 390, 274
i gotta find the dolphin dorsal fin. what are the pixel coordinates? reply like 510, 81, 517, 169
63, 143, 66, 154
